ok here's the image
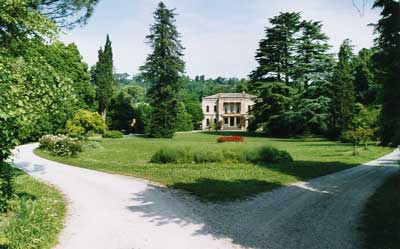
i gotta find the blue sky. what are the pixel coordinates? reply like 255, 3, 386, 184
60, 0, 380, 78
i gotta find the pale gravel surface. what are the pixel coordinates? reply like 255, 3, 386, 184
12, 143, 400, 249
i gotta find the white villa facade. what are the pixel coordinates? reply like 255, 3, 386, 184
201, 92, 256, 131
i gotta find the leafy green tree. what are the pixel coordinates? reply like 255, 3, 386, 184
329, 39, 356, 138
133, 104, 152, 134
353, 48, 379, 105
108, 85, 143, 132
0, 0, 57, 51
175, 103, 193, 132
373, 0, 400, 146
39, 42, 96, 110
94, 35, 115, 120
140, 2, 185, 138
249, 12, 302, 87
182, 93, 204, 129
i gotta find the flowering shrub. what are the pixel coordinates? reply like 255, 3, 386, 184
39, 135, 82, 157
217, 136, 244, 143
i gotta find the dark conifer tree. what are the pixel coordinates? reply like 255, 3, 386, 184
249, 12, 302, 88
94, 35, 115, 120
373, 0, 400, 146
140, 2, 185, 138
330, 39, 356, 138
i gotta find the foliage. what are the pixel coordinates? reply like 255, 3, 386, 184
249, 12, 302, 85
0, 163, 13, 212
217, 136, 244, 143
31, 0, 100, 28
342, 128, 375, 155
39, 134, 82, 157
133, 104, 152, 134
182, 93, 204, 129
0, 52, 78, 145
360, 173, 400, 249
0, 0, 58, 51
373, 0, 400, 147
244, 146, 293, 164
94, 35, 115, 120
38, 42, 96, 110
140, 2, 185, 138
329, 39, 356, 139
353, 48, 380, 105
0, 169, 66, 249
175, 103, 194, 132
108, 85, 143, 132
66, 110, 107, 137
251, 83, 293, 135
102, 130, 124, 139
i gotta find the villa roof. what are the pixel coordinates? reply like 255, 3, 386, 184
203, 92, 257, 99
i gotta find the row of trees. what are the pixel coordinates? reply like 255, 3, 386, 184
247, 3, 399, 147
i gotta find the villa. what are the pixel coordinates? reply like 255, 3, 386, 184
201, 92, 256, 131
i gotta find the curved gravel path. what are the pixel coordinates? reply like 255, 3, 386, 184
12, 144, 400, 249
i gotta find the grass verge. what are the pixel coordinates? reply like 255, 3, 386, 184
360, 171, 400, 249
0, 167, 66, 249
35, 132, 392, 202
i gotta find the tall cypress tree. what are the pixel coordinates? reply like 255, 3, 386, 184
330, 39, 356, 138
140, 2, 185, 138
94, 35, 114, 120
373, 0, 400, 146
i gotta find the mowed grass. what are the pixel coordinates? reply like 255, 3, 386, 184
360, 172, 400, 249
35, 132, 392, 202
0, 168, 66, 249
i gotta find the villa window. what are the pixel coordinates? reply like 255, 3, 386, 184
206, 106, 209, 113
214, 105, 217, 112
206, 118, 210, 126
236, 104, 240, 113
224, 117, 228, 125
214, 118, 217, 125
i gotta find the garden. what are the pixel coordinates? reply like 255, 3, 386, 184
35, 132, 391, 202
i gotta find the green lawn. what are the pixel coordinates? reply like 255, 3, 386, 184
35, 132, 392, 201
0, 168, 66, 249
360, 172, 400, 249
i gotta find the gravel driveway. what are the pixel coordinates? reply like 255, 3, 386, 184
12, 143, 400, 249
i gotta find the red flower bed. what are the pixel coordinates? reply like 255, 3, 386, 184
217, 136, 244, 143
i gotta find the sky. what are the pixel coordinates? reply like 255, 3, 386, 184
60, 0, 381, 79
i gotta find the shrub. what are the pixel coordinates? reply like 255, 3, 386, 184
244, 146, 293, 164
66, 110, 106, 137
150, 148, 192, 164
0, 163, 13, 212
50, 139, 82, 157
39, 135, 82, 157
217, 136, 244, 143
102, 130, 123, 139
193, 151, 224, 163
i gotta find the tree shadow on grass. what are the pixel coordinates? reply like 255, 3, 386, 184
171, 178, 283, 202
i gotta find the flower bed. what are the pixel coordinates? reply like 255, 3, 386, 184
217, 136, 244, 143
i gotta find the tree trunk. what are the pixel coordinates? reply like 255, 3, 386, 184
101, 108, 107, 121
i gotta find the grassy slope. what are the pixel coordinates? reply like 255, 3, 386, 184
360, 172, 400, 249
35, 132, 392, 201
0, 168, 66, 249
